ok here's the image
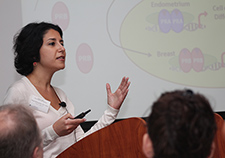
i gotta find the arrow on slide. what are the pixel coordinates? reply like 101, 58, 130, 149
121, 47, 152, 57
198, 11, 207, 28
34, 0, 39, 10
106, 0, 152, 57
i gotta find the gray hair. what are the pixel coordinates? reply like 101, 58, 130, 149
0, 104, 42, 158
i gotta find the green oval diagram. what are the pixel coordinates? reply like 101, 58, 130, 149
120, 0, 225, 88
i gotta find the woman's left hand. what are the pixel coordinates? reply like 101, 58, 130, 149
106, 77, 130, 110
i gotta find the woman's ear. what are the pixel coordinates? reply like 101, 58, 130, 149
207, 141, 215, 158
142, 133, 154, 158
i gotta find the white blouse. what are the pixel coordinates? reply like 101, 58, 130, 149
3, 77, 119, 158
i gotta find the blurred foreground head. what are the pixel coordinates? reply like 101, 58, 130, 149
143, 89, 216, 158
0, 104, 43, 158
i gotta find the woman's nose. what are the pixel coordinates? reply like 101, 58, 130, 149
58, 43, 65, 52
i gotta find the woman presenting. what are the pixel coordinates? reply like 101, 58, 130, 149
3, 22, 130, 158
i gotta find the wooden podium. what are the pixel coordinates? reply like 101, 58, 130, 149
213, 113, 225, 158
57, 117, 147, 158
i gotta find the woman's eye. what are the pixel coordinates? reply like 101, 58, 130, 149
49, 42, 55, 46
60, 43, 64, 46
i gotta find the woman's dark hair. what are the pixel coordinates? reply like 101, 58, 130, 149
147, 89, 217, 158
13, 22, 63, 76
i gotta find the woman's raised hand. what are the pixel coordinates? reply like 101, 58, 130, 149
106, 77, 130, 110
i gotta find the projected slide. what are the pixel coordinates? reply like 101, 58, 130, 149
20, 0, 225, 118
119, 1, 225, 88
22, 0, 225, 88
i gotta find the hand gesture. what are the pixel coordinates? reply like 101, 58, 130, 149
53, 113, 86, 136
106, 77, 130, 110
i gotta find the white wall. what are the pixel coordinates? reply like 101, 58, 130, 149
1, 0, 225, 120
0, 0, 22, 106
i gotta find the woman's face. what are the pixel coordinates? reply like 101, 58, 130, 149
38, 29, 66, 73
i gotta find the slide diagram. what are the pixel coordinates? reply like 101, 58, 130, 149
24, 0, 225, 88
117, 0, 225, 88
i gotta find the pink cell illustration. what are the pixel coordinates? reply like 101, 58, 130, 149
52, 2, 70, 31
179, 48, 192, 73
191, 48, 204, 72
158, 9, 171, 33
76, 43, 94, 74
171, 9, 184, 33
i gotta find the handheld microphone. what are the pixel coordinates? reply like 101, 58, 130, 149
74, 109, 91, 119
59, 102, 91, 119
59, 101, 69, 113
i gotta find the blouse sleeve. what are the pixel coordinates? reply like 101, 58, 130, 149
75, 105, 119, 141
3, 86, 27, 105
42, 125, 60, 147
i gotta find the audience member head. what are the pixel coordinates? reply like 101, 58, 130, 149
142, 89, 217, 158
0, 104, 43, 158
13, 22, 63, 76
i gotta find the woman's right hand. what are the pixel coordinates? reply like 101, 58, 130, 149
53, 113, 86, 136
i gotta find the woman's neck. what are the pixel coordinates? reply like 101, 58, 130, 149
26, 71, 53, 90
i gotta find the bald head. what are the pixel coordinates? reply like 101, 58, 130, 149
0, 104, 42, 158
0, 110, 16, 137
